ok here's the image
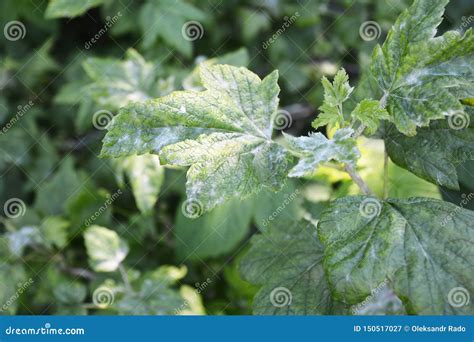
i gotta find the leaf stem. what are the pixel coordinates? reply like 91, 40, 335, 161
383, 147, 389, 199
119, 264, 133, 293
344, 164, 374, 196
353, 124, 367, 138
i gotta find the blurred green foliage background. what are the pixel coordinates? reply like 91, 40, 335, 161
0, 0, 472, 315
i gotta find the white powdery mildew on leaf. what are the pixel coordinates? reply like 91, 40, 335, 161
371, 0, 474, 136
283, 128, 359, 177
102, 65, 291, 213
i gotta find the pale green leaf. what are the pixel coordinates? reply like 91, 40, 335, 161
116, 266, 186, 315
311, 105, 341, 130
312, 69, 353, 129
284, 128, 359, 177
319, 196, 474, 314
178, 285, 206, 315
183, 48, 249, 90
7, 226, 43, 257
161, 132, 290, 212
115, 154, 164, 214
102, 65, 291, 213
39, 216, 70, 249
45, 0, 105, 18
84, 226, 129, 272
371, 0, 474, 135
351, 99, 391, 135
324, 69, 353, 106
240, 220, 345, 315
83, 49, 170, 110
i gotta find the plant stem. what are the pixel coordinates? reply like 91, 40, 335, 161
344, 164, 374, 196
119, 264, 133, 293
353, 123, 367, 138
383, 147, 389, 199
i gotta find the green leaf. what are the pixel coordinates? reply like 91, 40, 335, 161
351, 99, 391, 135
39, 216, 70, 249
83, 49, 172, 110
238, 8, 271, 43
66, 186, 114, 232
178, 285, 206, 315
312, 69, 353, 129
45, 0, 105, 18
161, 133, 290, 212
175, 198, 253, 261
34, 157, 82, 216
115, 154, 164, 214
116, 266, 186, 315
371, 0, 474, 135
385, 108, 474, 190
139, 0, 206, 57
284, 128, 359, 177
318, 196, 474, 314
53, 281, 87, 304
240, 220, 342, 315
16, 39, 59, 88
183, 48, 249, 90
0, 264, 27, 315
0, 128, 33, 169
7, 226, 43, 257
352, 284, 406, 315
252, 181, 302, 232
102, 65, 291, 213
84, 226, 129, 272
323, 69, 353, 106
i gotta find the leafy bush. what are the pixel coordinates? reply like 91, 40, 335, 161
0, 0, 472, 315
